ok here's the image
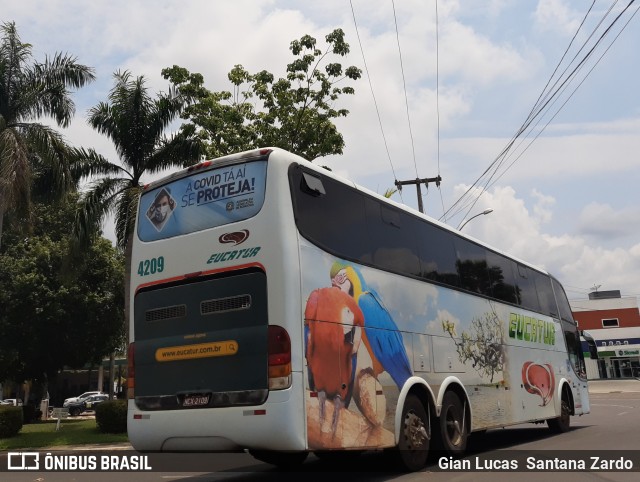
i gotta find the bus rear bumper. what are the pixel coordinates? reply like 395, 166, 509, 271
128, 372, 306, 452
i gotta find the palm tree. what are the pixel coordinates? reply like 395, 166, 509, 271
74, 70, 202, 248
74, 71, 202, 371
0, 21, 95, 248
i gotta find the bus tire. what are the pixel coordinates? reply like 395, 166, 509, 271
249, 450, 308, 469
547, 395, 571, 433
393, 393, 430, 472
439, 391, 468, 455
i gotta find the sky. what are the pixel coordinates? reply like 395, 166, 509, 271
4, 0, 640, 302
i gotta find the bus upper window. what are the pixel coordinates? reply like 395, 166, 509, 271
415, 222, 460, 287
486, 251, 518, 304
290, 166, 371, 264
551, 277, 574, 323
137, 160, 268, 242
534, 272, 558, 317
365, 198, 420, 277
515, 264, 541, 313
455, 237, 491, 296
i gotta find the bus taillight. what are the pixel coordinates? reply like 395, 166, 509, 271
268, 325, 291, 390
127, 343, 135, 399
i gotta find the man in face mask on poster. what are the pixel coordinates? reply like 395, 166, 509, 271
149, 188, 175, 229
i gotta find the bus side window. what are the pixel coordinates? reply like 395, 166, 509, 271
364, 199, 421, 277
290, 166, 372, 264
415, 222, 460, 287
551, 277, 574, 323
533, 272, 558, 317
486, 251, 519, 304
454, 237, 492, 297
551, 277, 586, 378
515, 264, 541, 313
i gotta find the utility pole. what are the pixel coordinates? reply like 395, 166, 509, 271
395, 176, 442, 213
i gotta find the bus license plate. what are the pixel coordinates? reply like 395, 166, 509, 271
183, 395, 210, 407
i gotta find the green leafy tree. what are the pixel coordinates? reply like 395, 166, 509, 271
0, 21, 95, 248
163, 28, 361, 160
0, 195, 125, 383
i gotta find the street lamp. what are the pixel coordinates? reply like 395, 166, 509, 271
459, 208, 493, 230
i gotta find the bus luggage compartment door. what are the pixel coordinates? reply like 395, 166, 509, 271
133, 270, 268, 410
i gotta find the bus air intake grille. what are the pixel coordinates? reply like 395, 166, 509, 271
201, 295, 252, 315
145, 304, 187, 322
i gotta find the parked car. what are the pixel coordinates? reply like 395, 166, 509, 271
67, 394, 110, 416
63, 391, 103, 407
0, 398, 23, 406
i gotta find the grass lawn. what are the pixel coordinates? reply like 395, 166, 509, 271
0, 418, 129, 450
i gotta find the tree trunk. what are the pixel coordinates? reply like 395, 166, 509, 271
0, 210, 4, 251
108, 352, 115, 399
97, 364, 104, 392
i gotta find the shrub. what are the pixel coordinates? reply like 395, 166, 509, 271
95, 400, 127, 434
0, 406, 23, 437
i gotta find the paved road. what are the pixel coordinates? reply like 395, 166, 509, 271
2, 379, 639, 481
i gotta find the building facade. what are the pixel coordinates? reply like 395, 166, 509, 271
571, 290, 640, 380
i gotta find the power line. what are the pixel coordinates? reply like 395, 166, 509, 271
392, 0, 444, 214
392, 0, 419, 179
476, 0, 640, 201
441, 0, 639, 224
349, 0, 402, 203
435, 0, 446, 220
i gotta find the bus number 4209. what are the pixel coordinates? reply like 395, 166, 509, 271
137, 256, 165, 277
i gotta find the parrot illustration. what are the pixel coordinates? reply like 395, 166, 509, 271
330, 261, 413, 390
304, 287, 365, 436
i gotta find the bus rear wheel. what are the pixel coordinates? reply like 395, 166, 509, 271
547, 395, 571, 433
393, 394, 430, 472
439, 391, 468, 455
249, 450, 308, 469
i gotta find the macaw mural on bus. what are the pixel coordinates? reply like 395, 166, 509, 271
304, 261, 406, 449
330, 262, 413, 390
304, 287, 364, 436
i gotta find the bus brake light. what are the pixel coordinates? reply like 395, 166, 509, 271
268, 326, 291, 390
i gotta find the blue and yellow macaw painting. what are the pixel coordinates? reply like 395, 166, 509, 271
303, 257, 411, 449
330, 262, 413, 389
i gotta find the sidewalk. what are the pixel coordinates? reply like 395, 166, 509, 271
587, 378, 640, 393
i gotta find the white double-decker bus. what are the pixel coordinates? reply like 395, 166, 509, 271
127, 147, 594, 471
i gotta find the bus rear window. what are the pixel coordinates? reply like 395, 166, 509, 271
138, 160, 268, 241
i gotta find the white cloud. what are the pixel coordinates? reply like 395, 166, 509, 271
577, 203, 640, 240
532, 188, 555, 224
533, 0, 583, 35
